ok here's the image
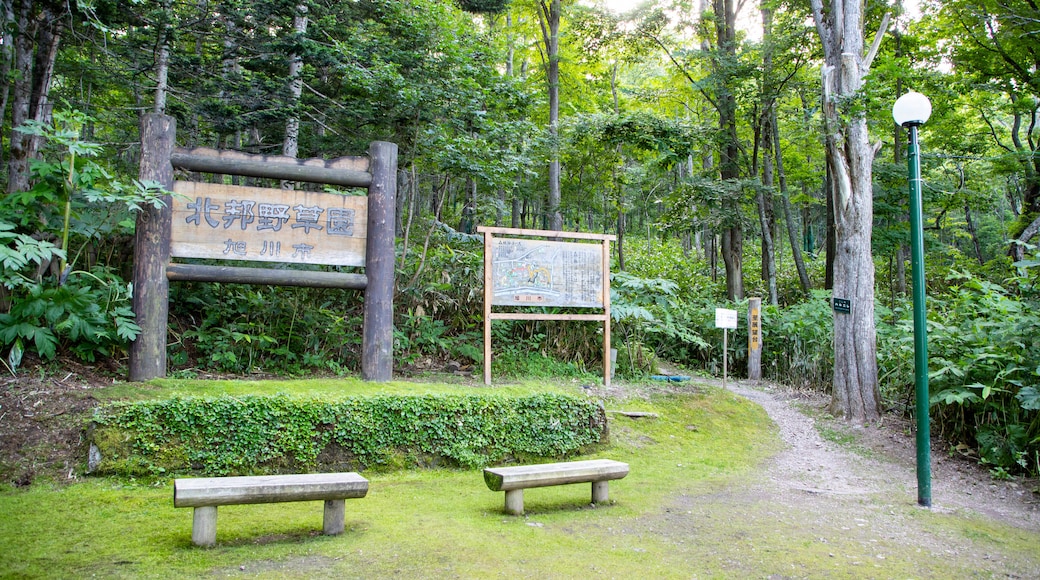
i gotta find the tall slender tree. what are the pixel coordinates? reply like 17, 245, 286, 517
6, 0, 65, 194
713, 0, 744, 300
537, 0, 563, 231
809, 0, 888, 422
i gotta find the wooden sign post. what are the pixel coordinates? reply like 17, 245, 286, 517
478, 227, 615, 386
748, 297, 762, 380
130, 113, 397, 381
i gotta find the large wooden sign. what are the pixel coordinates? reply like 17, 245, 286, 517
130, 114, 397, 382
171, 182, 368, 267
479, 226, 614, 387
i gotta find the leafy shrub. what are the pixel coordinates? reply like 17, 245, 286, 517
0, 110, 165, 370
169, 282, 363, 375
923, 271, 1040, 475
761, 290, 834, 389
611, 270, 712, 376
90, 392, 608, 476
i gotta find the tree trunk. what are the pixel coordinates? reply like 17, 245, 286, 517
810, 0, 884, 422
617, 207, 626, 271
459, 177, 476, 234
824, 164, 835, 289
153, 0, 171, 114
538, 0, 563, 231
759, 65, 778, 305
396, 169, 409, 237
713, 0, 743, 300
0, 0, 16, 168
281, 4, 308, 189
721, 227, 743, 299
774, 111, 811, 294
7, 0, 61, 194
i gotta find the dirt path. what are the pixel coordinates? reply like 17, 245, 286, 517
650, 380, 1040, 577
727, 380, 1040, 530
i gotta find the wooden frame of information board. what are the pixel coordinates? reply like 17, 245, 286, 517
478, 226, 615, 386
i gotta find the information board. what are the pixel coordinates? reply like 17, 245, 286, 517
715, 308, 738, 329
490, 237, 604, 308
479, 226, 614, 387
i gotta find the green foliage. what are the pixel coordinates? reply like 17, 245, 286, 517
489, 325, 597, 379
920, 271, 1040, 475
761, 290, 834, 389
396, 227, 486, 366
455, 0, 511, 14
611, 270, 710, 376
0, 110, 166, 369
169, 283, 363, 375
0, 269, 139, 364
91, 392, 607, 476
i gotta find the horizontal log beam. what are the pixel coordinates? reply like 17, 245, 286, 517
489, 312, 608, 321
477, 226, 615, 241
167, 262, 367, 289
171, 147, 372, 187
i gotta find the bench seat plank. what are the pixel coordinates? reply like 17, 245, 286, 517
174, 472, 368, 507
483, 459, 629, 492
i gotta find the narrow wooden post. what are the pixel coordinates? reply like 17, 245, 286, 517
362, 141, 398, 381
748, 297, 762, 380
483, 231, 493, 386
602, 237, 612, 387
723, 328, 728, 389
129, 114, 175, 381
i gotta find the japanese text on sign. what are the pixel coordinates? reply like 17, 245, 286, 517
170, 182, 368, 267
715, 308, 738, 329
749, 305, 761, 350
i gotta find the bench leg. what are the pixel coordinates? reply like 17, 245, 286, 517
504, 489, 524, 515
591, 481, 609, 504
192, 506, 217, 547
323, 499, 345, 535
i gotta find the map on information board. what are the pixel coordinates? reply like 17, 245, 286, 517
490, 238, 604, 307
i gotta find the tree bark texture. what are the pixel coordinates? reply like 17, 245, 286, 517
281, 4, 308, 189
774, 110, 811, 294
759, 109, 778, 306
810, 0, 882, 422
7, 0, 61, 194
362, 141, 398, 382
129, 114, 176, 381
713, 0, 744, 301
538, 0, 563, 231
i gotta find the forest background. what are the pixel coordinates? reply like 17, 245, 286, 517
1, 0, 1038, 479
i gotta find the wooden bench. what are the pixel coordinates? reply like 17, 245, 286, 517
173, 472, 368, 546
483, 459, 629, 515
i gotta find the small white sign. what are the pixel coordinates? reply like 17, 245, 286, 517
715, 308, 738, 329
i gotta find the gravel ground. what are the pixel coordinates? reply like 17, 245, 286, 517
726, 380, 1040, 530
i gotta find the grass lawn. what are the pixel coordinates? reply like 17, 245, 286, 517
0, 378, 776, 578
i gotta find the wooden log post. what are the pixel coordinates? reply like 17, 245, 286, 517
748, 297, 762, 381
129, 114, 176, 381
362, 141, 398, 381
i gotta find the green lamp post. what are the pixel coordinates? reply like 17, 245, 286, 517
893, 90, 933, 507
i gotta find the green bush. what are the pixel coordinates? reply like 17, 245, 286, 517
169, 282, 363, 375
0, 110, 166, 369
762, 290, 834, 389
922, 271, 1040, 475
89, 392, 608, 476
